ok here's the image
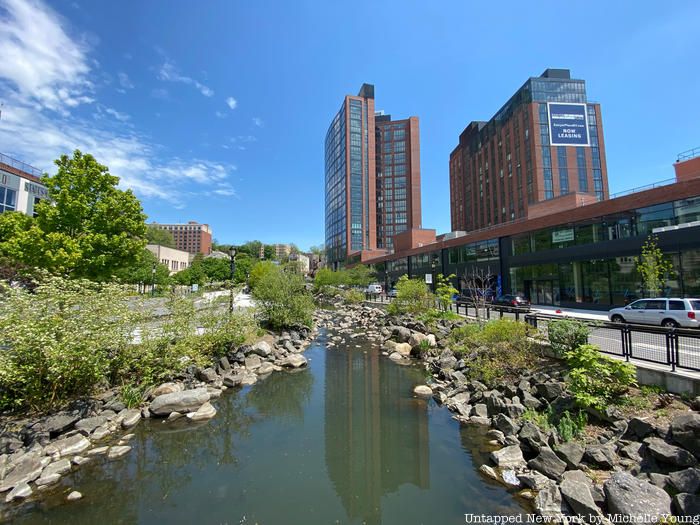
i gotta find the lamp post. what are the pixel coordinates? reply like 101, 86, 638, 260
151, 263, 156, 297
229, 247, 236, 313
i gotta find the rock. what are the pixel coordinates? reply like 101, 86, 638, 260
536, 382, 564, 401
394, 343, 412, 357
584, 444, 618, 469
39, 413, 80, 437
413, 385, 433, 397
668, 467, 700, 494
490, 445, 526, 468
166, 412, 183, 422
121, 409, 141, 429
555, 442, 584, 470
91, 424, 112, 441
67, 490, 82, 501
647, 472, 669, 488
244, 355, 262, 370
240, 372, 258, 386
604, 472, 671, 522
87, 446, 109, 456
503, 403, 527, 419
251, 341, 272, 357
519, 471, 556, 491
222, 374, 242, 387
0, 455, 48, 492
45, 434, 91, 458
493, 414, 520, 436
43, 458, 71, 477
471, 404, 488, 418
486, 393, 506, 416
186, 402, 217, 422
560, 476, 601, 520
521, 391, 543, 410
528, 447, 567, 480
257, 362, 275, 375
644, 437, 697, 467
388, 352, 404, 361
533, 484, 566, 521
75, 416, 108, 435
151, 382, 183, 397
107, 446, 132, 460
674, 493, 700, 517
469, 417, 491, 426
5, 482, 31, 502
219, 356, 231, 371
619, 441, 643, 462
625, 417, 656, 439
393, 326, 411, 343
478, 464, 498, 481
501, 469, 521, 487
408, 333, 426, 348
35, 472, 61, 487
149, 388, 210, 416
519, 421, 548, 452
281, 354, 307, 368
197, 367, 219, 383
670, 413, 700, 457
382, 340, 398, 352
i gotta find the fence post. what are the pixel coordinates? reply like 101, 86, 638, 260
486, 306, 491, 320
667, 329, 677, 372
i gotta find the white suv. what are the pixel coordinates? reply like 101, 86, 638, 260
608, 298, 700, 328
365, 284, 383, 294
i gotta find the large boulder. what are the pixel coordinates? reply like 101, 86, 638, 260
244, 355, 262, 370
670, 413, 700, 457
673, 493, 700, 518
413, 385, 433, 397
519, 421, 548, 452
197, 367, 219, 383
533, 484, 567, 521
560, 475, 601, 520
44, 434, 91, 457
149, 388, 210, 416
186, 402, 217, 422
604, 472, 671, 522
281, 354, 307, 368
584, 444, 618, 469
251, 341, 272, 357
528, 447, 568, 480
668, 467, 700, 494
394, 343, 412, 357
555, 442, 584, 470
644, 437, 697, 467
490, 445, 526, 468
392, 326, 411, 343
37, 413, 80, 437
150, 382, 183, 397
0, 455, 49, 492
75, 415, 108, 435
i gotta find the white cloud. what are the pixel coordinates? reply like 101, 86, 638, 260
252, 117, 263, 127
0, 0, 93, 114
157, 60, 213, 97
0, 0, 236, 206
117, 71, 134, 89
226, 96, 237, 110
215, 110, 227, 119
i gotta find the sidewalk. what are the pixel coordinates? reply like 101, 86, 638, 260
531, 304, 609, 321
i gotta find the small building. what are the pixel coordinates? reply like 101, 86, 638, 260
146, 244, 191, 274
0, 153, 49, 217
289, 253, 310, 274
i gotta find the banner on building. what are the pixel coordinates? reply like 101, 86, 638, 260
547, 102, 590, 146
552, 228, 575, 243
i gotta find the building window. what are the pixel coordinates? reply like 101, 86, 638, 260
0, 187, 17, 213
576, 147, 588, 192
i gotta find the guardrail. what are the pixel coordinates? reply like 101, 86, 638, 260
524, 314, 700, 373
0, 153, 43, 178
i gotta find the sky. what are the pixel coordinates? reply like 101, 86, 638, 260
0, 0, 699, 250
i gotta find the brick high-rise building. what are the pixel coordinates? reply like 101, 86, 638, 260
449, 68, 609, 233
150, 221, 212, 255
324, 83, 421, 268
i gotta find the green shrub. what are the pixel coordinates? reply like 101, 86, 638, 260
522, 406, 587, 442
387, 275, 435, 315
564, 344, 637, 410
522, 407, 553, 431
0, 276, 136, 411
120, 384, 144, 409
314, 266, 375, 292
548, 318, 590, 357
343, 289, 365, 304
252, 266, 314, 330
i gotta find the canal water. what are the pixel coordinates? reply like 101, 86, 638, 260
12, 329, 525, 524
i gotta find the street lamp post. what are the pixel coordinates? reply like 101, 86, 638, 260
151, 263, 156, 297
229, 247, 236, 313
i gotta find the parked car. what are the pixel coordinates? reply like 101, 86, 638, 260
608, 298, 700, 328
365, 284, 383, 294
492, 294, 531, 311
453, 289, 495, 304
387, 288, 398, 298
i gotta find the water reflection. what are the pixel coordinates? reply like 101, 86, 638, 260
324, 349, 430, 525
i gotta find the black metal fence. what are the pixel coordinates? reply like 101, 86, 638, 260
524, 314, 700, 373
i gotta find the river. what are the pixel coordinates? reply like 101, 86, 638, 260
11, 328, 526, 524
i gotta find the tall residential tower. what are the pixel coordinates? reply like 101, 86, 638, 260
324, 84, 421, 268
449, 69, 609, 233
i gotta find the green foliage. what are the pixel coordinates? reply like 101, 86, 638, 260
120, 384, 144, 409
251, 265, 314, 330
387, 275, 435, 315
448, 319, 535, 384
0, 151, 148, 280
263, 245, 275, 260
314, 266, 375, 291
522, 407, 587, 442
0, 276, 137, 410
548, 318, 591, 357
233, 254, 254, 284
146, 225, 175, 248
635, 235, 674, 297
114, 248, 171, 286
248, 260, 278, 291
564, 344, 637, 410
435, 273, 458, 312
342, 289, 365, 304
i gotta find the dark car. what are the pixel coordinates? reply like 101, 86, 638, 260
492, 294, 531, 311
453, 289, 495, 305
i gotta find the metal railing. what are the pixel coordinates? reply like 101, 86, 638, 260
608, 178, 677, 200
0, 153, 43, 178
524, 314, 700, 373
677, 147, 700, 163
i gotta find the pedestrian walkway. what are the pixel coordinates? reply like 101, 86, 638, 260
531, 304, 609, 321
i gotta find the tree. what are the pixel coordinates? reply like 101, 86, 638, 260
146, 225, 175, 248
233, 254, 254, 284
0, 151, 148, 280
236, 240, 263, 258
635, 235, 674, 297
249, 260, 278, 291
200, 257, 230, 283
346, 265, 375, 287
435, 273, 458, 312
251, 265, 314, 329
387, 275, 435, 315
309, 244, 324, 256
460, 266, 496, 322
114, 248, 170, 288
263, 245, 275, 260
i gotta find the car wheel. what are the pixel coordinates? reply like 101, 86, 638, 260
662, 319, 679, 328
611, 315, 625, 323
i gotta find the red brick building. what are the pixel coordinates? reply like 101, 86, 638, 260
450, 69, 609, 233
151, 221, 212, 255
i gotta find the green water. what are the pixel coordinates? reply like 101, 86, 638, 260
12, 330, 525, 524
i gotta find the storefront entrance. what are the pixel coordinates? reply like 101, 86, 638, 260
525, 280, 555, 305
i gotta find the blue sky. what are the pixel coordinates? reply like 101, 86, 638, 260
0, 0, 699, 250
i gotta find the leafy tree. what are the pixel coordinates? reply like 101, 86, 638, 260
387, 275, 435, 315
249, 260, 278, 290
263, 245, 275, 260
346, 265, 375, 287
146, 224, 175, 248
174, 254, 207, 286
635, 235, 674, 297
251, 265, 314, 329
309, 244, 324, 256
435, 273, 458, 311
201, 257, 231, 283
114, 248, 170, 286
236, 240, 262, 258
234, 254, 254, 284
0, 151, 147, 280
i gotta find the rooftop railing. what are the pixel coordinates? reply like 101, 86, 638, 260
677, 147, 700, 162
0, 153, 43, 178
608, 178, 676, 200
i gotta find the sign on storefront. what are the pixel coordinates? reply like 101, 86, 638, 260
552, 228, 575, 243
547, 103, 590, 146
